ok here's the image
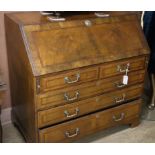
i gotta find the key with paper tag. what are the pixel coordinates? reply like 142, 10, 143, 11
122, 63, 129, 85
123, 75, 128, 85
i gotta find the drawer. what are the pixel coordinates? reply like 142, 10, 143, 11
100, 56, 146, 79
38, 84, 143, 128
36, 70, 145, 110
40, 67, 99, 93
39, 99, 142, 142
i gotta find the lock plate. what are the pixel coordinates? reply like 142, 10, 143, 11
84, 20, 92, 27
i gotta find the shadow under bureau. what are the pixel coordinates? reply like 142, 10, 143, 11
5, 12, 150, 142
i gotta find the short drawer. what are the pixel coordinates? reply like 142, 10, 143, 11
40, 67, 99, 93
37, 84, 143, 128
100, 56, 146, 79
36, 70, 145, 110
39, 99, 142, 142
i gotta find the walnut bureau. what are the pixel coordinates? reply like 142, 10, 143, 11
5, 12, 150, 142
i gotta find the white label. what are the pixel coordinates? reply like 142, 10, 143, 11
123, 75, 128, 85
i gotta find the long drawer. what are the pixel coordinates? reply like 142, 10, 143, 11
37, 70, 145, 109
39, 99, 142, 142
37, 84, 143, 128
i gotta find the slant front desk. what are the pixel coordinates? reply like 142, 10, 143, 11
5, 12, 149, 142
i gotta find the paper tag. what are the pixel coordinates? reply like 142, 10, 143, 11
123, 75, 128, 85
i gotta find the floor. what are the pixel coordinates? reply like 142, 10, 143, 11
2, 119, 155, 143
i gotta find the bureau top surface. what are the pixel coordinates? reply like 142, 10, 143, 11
6, 11, 141, 25
5, 12, 150, 76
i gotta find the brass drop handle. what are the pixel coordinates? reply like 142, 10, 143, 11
64, 108, 79, 118
115, 82, 126, 88
65, 128, 80, 138
64, 73, 80, 84
115, 94, 126, 103
94, 12, 110, 18
113, 113, 125, 122
117, 63, 130, 73
64, 91, 79, 101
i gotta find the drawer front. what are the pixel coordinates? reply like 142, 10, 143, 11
40, 67, 99, 93
37, 70, 145, 110
38, 84, 143, 128
39, 99, 142, 142
100, 56, 146, 79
